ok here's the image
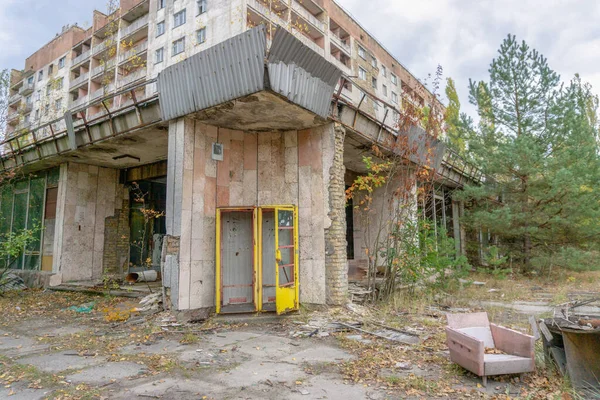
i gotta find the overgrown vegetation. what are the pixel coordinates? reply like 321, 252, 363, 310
456, 34, 600, 274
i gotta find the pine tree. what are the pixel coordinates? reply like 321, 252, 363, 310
461, 35, 600, 272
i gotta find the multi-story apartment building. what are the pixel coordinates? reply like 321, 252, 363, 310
1, 0, 477, 317
6, 0, 436, 139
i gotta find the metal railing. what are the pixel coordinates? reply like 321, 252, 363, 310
72, 49, 91, 66
330, 34, 351, 55
69, 73, 89, 89
121, 15, 149, 38
291, 0, 324, 32
0, 78, 160, 170
118, 41, 148, 64
118, 68, 147, 88
247, 0, 288, 26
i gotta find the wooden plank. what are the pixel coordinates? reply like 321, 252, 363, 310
539, 321, 554, 342
529, 315, 540, 341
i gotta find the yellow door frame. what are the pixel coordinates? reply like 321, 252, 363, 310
216, 205, 299, 314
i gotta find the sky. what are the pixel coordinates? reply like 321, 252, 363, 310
1, 0, 600, 117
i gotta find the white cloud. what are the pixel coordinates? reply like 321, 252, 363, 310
338, 0, 600, 117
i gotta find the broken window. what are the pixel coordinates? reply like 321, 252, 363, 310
0, 167, 59, 270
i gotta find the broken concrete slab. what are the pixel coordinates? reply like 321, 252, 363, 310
119, 339, 189, 355
16, 352, 106, 373
346, 334, 372, 344
204, 331, 260, 347
0, 383, 47, 400
66, 362, 144, 385
279, 345, 355, 364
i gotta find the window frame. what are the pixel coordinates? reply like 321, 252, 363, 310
58, 57, 66, 69
155, 47, 164, 64
173, 9, 187, 28
358, 66, 367, 80
156, 20, 165, 37
391, 73, 398, 85
358, 45, 366, 59
196, 27, 206, 44
172, 37, 185, 56
158, 0, 165, 10
391, 91, 398, 105
197, 0, 207, 15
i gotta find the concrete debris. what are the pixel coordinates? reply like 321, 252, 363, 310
289, 320, 362, 338
459, 279, 487, 286
0, 272, 27, 292
395, 362, 412, 370
348, 282, 372, 303
136, 292, 162, 313
346, 334, 372, 344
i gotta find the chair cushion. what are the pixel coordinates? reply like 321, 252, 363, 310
484, 353, 534, 375
457, 327, 495, 348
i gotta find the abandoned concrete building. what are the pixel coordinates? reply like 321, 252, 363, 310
0, 0, 480, 316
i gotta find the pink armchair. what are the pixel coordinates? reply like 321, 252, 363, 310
446, 312, 535, 386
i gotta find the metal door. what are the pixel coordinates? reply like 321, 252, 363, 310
274, 206, 299, 314
216, 209, 257, 314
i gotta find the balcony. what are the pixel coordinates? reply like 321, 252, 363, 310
19, 81, 35, 96
91, 60, 116, 78
90, 84, 115, 101
121, 15, 149, 40
69, 73, 89, 90
331, 57, 351, 75
330, 34, 351, 56
118, 68, 147, 88
8, 93, 20, 105
21, 102, 33, 114
16, 121, 31, 131
247, 0, 288, 27
291, 0, 324, 32
70, 95, 89, 110
7, 111, 20, 124
72, 49, 91, 66
292, 30, 324, 56
118, 41, 148, 64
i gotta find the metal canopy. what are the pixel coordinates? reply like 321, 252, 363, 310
157, 25, 342, 121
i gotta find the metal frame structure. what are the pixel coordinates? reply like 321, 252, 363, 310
215, 205, 299, 315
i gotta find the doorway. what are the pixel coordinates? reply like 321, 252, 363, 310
216, 206, 299, 315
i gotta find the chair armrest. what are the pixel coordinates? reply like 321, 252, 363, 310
446, 327, 485, 376
490, 323, 535, 359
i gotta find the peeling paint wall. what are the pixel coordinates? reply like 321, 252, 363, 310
166, 118, 334, 311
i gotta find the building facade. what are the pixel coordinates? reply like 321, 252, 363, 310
1, 0, 479, 318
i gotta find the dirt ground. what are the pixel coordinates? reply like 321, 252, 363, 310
0, 278, 597, 400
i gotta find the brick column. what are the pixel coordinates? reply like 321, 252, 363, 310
325, 124, 348, 305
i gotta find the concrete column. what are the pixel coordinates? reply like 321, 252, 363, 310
325, 124, 348, 305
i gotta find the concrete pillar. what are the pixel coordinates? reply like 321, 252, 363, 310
325, 124, 348, 305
